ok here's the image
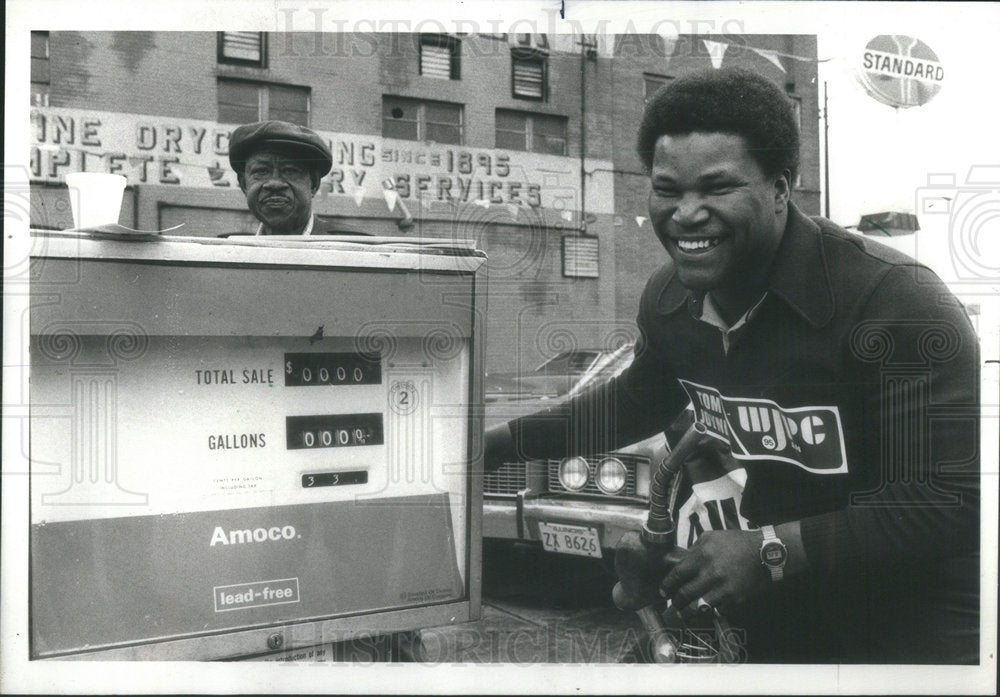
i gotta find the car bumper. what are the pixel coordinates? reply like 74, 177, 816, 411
483, 495, 648, 551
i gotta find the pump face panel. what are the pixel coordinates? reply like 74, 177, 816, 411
29, 234, 484, 659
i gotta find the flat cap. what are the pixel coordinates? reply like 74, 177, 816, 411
228, 120, 333, 177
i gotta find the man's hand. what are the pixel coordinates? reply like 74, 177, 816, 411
659, 529, 769, 616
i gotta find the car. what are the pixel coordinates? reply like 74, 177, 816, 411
483, 343, 669, 560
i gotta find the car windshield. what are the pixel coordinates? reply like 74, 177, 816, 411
485, 344, 637, 405
532, 351, 601, 375
565, 343, 634, 398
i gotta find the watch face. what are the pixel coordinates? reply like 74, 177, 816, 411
761, 541, 787, 567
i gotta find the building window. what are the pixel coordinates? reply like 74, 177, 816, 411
217, 79, 310, 126
562, 235, 600, 278
788, 94, 803, 188
420, 34, 460, 80
511, 50, 548, 101
31, 31, 50, 106
514, 33, 549, 50
495, 110, 567, 155
643, 73, 673, 103
218, 31, 267, 67
789, 95, 802, 129
382, 96, 463, 145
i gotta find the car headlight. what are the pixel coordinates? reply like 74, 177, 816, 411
559, 456, 589, 491
595, 457, 627, 494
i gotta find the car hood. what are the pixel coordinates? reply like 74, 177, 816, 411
485, 373, 579, 401
485, 396, 668, 461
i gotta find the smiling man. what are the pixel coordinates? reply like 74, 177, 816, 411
485, 68, 979, 663
228, 120, 364, 236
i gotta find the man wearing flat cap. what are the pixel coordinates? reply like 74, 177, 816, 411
228, 120, 364, 236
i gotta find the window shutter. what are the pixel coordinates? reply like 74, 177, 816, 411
562, 236, 600, 278
220, 32, 264, 64
421, 43, 452, 79
513, 59, 544, 99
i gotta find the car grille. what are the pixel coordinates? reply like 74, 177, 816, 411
484, 455, 648, 501
547, 454, 644, 500
483, 462, 528, 496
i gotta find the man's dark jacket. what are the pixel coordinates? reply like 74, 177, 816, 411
509, 203, 980, 663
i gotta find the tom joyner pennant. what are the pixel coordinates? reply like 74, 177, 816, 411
679, 379, 848, 475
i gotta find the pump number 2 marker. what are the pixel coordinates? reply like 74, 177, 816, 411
389, 380, 418, 415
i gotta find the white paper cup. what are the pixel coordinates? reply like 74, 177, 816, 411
65, 172, 127, 229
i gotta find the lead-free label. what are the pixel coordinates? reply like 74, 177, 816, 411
214, 578, 300, 612
537, 522, 602, 558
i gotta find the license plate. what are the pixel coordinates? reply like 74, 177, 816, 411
537, 522, 602, 558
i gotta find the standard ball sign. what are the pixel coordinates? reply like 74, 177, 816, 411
858, 35, 944, 108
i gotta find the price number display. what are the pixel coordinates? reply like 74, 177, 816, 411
286, 413, 383, 450
302, 470, 369, 488
537, 522, 602, 559
284, 352, 381, 387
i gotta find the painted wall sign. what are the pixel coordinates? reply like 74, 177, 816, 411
858, 35, 944, 108
29, 107, 614, 214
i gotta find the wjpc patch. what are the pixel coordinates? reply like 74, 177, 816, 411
679, 379, 848, 474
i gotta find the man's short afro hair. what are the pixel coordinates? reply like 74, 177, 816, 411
637, 67, 799, 181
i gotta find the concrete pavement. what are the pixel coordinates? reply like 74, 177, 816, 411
413, 541, 646, 663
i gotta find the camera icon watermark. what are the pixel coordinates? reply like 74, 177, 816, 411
915, 165, 1000, 288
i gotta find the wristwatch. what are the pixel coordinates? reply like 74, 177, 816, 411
759, 525, 787, 581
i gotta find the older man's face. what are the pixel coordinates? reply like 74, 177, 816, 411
241, 149, 317, 235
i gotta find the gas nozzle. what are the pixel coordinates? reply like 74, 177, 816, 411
642, 420, 709, 546
613, 532, 680, 663
615, 420, 739, 664
613, 564, 679, 662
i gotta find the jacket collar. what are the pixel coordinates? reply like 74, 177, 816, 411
656, 202, 834, 328
255, 214, 315, 236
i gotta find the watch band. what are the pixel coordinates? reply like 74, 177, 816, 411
760, 524, 786, 581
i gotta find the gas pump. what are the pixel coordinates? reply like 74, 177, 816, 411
28, 228, 486, 661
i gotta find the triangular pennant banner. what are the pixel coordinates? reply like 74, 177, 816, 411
506, 203, 521, 218
753, 48, 786, 73
702, 39, 729, 69
635, 216, 647, 228
353, 188, 365, 207
382, 188, 399, 211
473, 199, 490, 209
561, 210, 574, 222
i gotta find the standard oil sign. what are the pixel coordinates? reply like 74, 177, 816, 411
858, 35, 945, 108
